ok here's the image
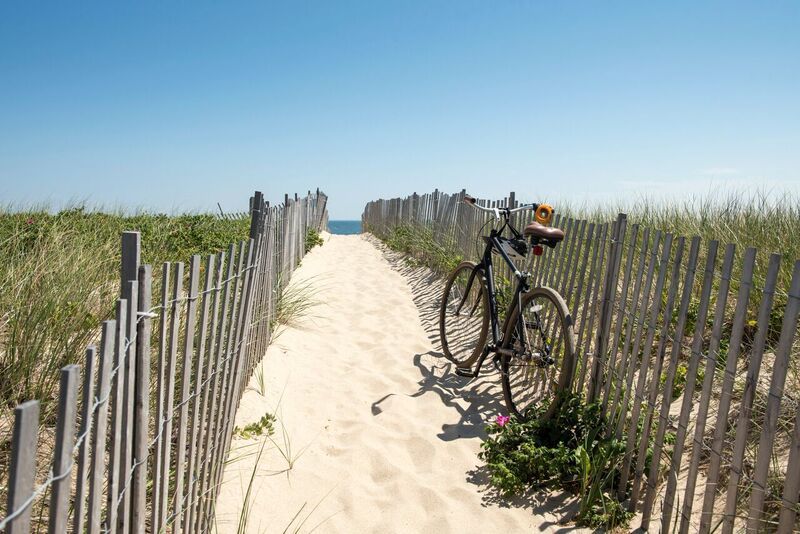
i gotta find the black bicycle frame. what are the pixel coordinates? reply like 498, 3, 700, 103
461, 213, 531, 352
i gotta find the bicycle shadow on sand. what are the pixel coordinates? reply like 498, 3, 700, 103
367, 238, 506, 443
367, 237, 587, 531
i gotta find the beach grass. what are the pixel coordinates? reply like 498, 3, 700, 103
0, 206, 249, 424
555, 189, 800, 296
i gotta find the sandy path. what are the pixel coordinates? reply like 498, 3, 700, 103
214, 234, 581, 533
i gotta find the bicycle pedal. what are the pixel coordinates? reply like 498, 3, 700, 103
455, 367, 473, 377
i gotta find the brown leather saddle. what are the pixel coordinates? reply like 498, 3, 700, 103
523, 221, 565, 246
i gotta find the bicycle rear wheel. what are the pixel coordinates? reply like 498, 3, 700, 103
500, 286, 576, 421
439, 261, 490, 368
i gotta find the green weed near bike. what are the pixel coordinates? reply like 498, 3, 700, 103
480, 394, 633, 530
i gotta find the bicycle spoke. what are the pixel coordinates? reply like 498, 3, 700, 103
441, 264, 487, 366
503, 290, 572, 418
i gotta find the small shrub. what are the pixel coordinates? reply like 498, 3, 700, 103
305, 228, 324, 253
234, 412, 276, 440
479, 394, 633, 530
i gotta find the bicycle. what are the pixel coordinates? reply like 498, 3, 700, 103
438, 194, 577, 421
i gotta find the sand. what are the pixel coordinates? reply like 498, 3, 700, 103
214, 233, 586, 533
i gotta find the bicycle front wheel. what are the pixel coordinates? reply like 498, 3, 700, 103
500, 286, 576, 421
439, 261, 490, 368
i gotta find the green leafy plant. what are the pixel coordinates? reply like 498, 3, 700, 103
304, 228, 324, 253
479, 394, 633, 529
234, 412, 276, 440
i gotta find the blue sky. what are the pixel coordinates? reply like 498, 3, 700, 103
1, 2, 798, 219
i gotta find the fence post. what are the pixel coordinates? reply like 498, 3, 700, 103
250, 190, 264, 241
118, 231, 140, 531
588, 213, 627, 401
121, 231, 141, 299
318, 194, 328, 231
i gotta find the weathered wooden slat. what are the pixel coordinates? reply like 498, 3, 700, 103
564, 220, 588, 305
158, 262, 184, 529
88, 320, 116, 534
185, 254, 216, 533
619, 232, 673, 499
575, 223, 602, 388
209, 241, 247, 512
746, 259, 800, 532
173, 256, 201, 533
106, 299, 127, 532
6, 400, 40, 534
571, 222, 595, 320
602, 223, 639, 413
659, 240, 719, 532
558, 217, 580, 297
151, 262, 170, 532
590, 215, 627, 402
721, 253, 781, 533
216, 241, 257, 496
579, 222, 609, 393
200, 246, 236, 529
48, 364, 79, 534
778, 399, 800, 531
614, 229, 660, 440
118, 231, 140, 534
698, 247, 757, 534
609, 227, 650, 436
232, 241, 255, 395
551, 217, 574, 292
73, 346, 97, 534
195, 252, 225, 533
131, 265, 152, 534
118, 279, 138, 533
679, 243, 736, 534
630, 236, 686, 511
641, 236, 700, 528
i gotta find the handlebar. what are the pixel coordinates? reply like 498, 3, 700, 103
463, 193, 554, 224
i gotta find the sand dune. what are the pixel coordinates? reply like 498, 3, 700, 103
214, 233, 586, 533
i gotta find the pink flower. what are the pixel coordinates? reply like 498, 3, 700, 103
26, 218, 34, 225
495, 415, 510, 427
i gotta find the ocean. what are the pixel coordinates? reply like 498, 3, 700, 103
328, 220, 361, 235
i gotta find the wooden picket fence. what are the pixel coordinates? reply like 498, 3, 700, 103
363, 189, 800, 533
0, 189, 328, 533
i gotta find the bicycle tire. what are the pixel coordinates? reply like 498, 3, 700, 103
439, 261, 490, 368
500, 286, 576, 421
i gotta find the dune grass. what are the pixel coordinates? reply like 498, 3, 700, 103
372, 190, 800, 317
382, 224, 463, 274
555, 189, 800, 298
0, 206, 249, 423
